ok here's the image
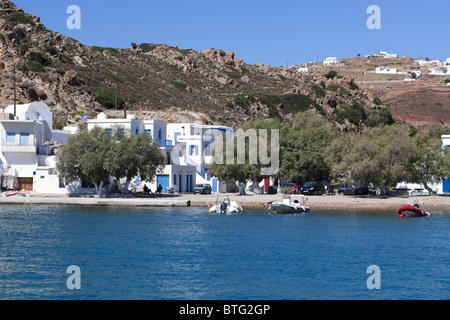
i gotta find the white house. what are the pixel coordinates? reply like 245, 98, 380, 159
298, 67, 309, 72
86, 114, 234, 194
378, 51, 398, 58
323, 57, 338, 66
0, 102, 65, 194
429, 66, 450, 75
375, 66, 398, 74
415, 59, 442, 67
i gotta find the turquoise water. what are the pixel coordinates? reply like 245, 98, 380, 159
0, 205, 449, 300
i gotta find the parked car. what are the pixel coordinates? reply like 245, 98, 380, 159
300, 181, 326, 195
284, 182, 299, 194
193, 184, 212, 194
338, 184, 355, 196
355, 184, 376, 196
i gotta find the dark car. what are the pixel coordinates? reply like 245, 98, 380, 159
193, 184, 212, 194
338, 184, 355, 196
300, 181, 326, 195
355, 184, 376, 196
284, 182, 299, 194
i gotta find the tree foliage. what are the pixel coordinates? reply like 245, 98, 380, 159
56, 127, 111, 195
280, 111, 336, 185
56, 127, 165, 195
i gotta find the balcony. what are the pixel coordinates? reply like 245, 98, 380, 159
1, 144, 36, 153
155, 139, 173, 148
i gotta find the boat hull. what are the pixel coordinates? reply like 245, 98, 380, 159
269, 203, 310, 214
209, 201, 243, 214
397, 205, 430, 217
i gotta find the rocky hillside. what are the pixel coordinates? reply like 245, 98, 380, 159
0, 0, 415, 131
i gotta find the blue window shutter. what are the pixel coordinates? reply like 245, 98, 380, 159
6, 132, 15, 144
20, 132, 30, 145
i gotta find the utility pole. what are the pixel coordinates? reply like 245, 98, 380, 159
13, 63, 17, 117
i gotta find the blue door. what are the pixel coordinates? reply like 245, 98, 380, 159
444, 179, 450, 193
212, 178, 218, 193
174, 132, 181, 143
156, 175, 169, 193
179, 175, 182, 193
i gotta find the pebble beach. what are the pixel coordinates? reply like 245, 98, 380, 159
1, 192, 449, 212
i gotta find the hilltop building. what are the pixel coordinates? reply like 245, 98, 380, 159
378, 51, 398, 58
375, 66, 398, 74
323, 57, 338, 66
429, 65, 450, 75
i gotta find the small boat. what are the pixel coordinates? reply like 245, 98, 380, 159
5, 191, 18, 197
397, 200, 430, 218
209, 195, 243, 214
269, 195, 310, 214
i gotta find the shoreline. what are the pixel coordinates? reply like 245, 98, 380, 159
1, 192, 449, 212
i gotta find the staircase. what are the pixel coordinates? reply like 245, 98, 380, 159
184, 155, 211, 181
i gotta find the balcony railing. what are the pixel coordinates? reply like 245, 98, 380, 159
185, 155, 211, 181
155, 139, 173, 148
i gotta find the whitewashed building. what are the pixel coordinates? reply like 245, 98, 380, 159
429, 66, 450, 75
375, 66, 398, 74
323, 57, 338, 66
0, 102, 66, 194
379, 51, 398, 58
86, 114, 233, 194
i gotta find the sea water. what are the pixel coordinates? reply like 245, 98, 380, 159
0, 205, 448, 300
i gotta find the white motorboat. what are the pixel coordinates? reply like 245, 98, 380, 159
209, 195, 243, 214
269, 195, 310, 214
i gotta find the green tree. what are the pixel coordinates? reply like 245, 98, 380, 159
438, 147, 450, 179
57, 127, 166, 195
408, 133, 445, 194
207, 119, 282, 184
279, 111, 336, 185
56, 127, 111, 196
326, 125, 414, 193
105, 127, 166, 193
96, 86, 126, 109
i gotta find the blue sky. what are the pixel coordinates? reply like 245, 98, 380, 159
12, 0, 450, 66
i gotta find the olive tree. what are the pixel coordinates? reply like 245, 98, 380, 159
56, 127, 111, 196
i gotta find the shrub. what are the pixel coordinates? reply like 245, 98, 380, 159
350, 82, 359, 90
41, 54, 55, 67
378, 107, 394, 125
27, 60, 44, 72
324, 70, 338, 79
139, 43, 157, 53
9, 11, 35, 26
342, 100, 366, 126
92, 46, 120, 56
45, 45, 58, 56
169, 81, 187, 90
311, 84, 326, 97
95, 87, 125, 109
